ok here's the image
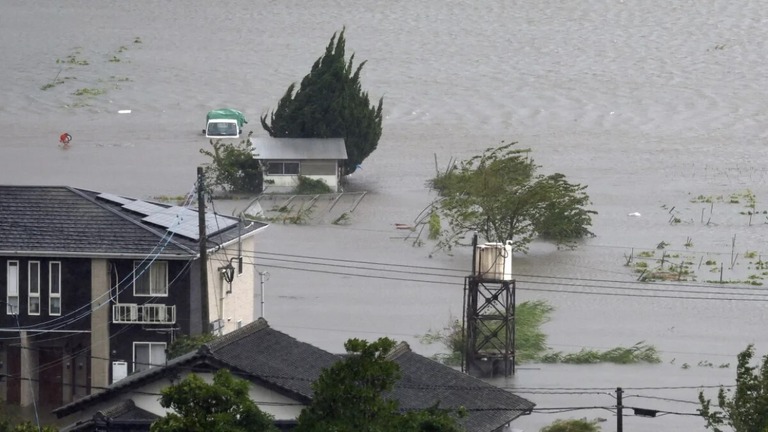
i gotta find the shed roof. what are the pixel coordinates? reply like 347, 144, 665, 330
250, 137, 347, 160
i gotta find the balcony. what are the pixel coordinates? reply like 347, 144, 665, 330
113, 303, 176, 324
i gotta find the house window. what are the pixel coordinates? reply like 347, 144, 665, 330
28, 261, 41, 315
267, 161, 300, 175
7, 261, 19, 314
49, 262, 62, 316
133, 261, 168, 296
133, 342, 166, 372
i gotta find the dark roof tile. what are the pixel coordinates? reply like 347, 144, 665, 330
55, 320, 533, 432
0, 185, 266, 258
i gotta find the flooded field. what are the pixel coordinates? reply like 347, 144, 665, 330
3, 1, 768, 430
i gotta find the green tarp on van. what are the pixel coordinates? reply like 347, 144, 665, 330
206, 109, 248, 128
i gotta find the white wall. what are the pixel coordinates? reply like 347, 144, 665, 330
207, 236, 257, 335
59, 370, 306, 427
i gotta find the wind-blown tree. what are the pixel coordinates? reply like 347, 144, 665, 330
261, 28, 383, 175
295, 338, 465, 432
151, 369, 277, 432
426, 142, 595, 253
698, 344, 768, 432
199, 133, 262, 193
540, 419, 602, 432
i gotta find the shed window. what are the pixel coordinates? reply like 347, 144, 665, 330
267, 161, 300, 175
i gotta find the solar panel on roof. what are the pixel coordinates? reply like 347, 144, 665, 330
168, 221, 202, 240
97, 192, 133, 205
139, 205, 238, 241
123, 200, 165, 216
143, 206, 197, 228
167, 213, 238, 240
206, 213, 238, 234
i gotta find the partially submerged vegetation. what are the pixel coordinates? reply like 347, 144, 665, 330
294, 176, 333, 195
624, 189, 768, 285
412, 142, 596, 255
420, 299, 661, 365
540, 342, 660, 364
41, 39, 141, 106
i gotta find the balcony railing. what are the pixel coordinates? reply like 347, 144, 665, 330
112, 303, 176, 324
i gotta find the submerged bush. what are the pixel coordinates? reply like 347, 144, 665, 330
540, 341, 661, 364
295, 176, 333, 194
420, 301, 661, 366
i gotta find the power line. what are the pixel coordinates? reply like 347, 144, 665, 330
624, 394, 701, 405
2, 184, 198, 333
245, 250, 768, 296
248, 250, 768, 293
243, 259, 768, 302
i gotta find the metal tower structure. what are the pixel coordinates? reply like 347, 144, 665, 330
462, 238, 517, 378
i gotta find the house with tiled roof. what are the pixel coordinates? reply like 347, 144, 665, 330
0, 185, 267, 411
53, 318, 535, 432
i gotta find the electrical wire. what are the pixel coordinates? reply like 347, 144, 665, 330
242, 258, 768, 302
2, 184, 198, 333
247, 250, 768, 294
623, 394, 701, 405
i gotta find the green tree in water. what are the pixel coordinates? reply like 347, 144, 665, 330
261, 28, 383, 175
427, 142, 595, 253
540, 418, 602, 432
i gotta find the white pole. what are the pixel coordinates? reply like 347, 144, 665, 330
259, 271, 269, 319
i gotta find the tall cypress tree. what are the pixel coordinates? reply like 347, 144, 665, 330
261, 28, 383, 175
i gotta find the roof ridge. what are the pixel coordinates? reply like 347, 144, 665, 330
386, 341, 412, 360
206, 318, 270, 351
70, 187, 198, 255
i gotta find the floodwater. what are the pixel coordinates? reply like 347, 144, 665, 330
3, 1, 768, 430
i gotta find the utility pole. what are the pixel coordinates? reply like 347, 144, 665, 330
197, 167, 210, 334
616, 387, 624, 432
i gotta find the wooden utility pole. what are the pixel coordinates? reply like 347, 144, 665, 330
197, 167, 210, 334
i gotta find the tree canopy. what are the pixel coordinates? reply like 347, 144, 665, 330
261, 28, 383, 175
540, 418, 602, 432
151, 369, 277, 432
295, 337, 465, 432
199, 134, 262, 194
698, 344, 768, 432
425, 142, 595, 253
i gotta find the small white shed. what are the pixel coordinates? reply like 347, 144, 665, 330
250, 137, 347, 193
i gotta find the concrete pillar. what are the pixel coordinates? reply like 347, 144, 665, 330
18, 330, 33, 407
90, 259, 110, 392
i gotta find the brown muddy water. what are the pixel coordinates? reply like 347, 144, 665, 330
3, 1, 768, 430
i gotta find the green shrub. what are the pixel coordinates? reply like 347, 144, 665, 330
294, 176, 332, 194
